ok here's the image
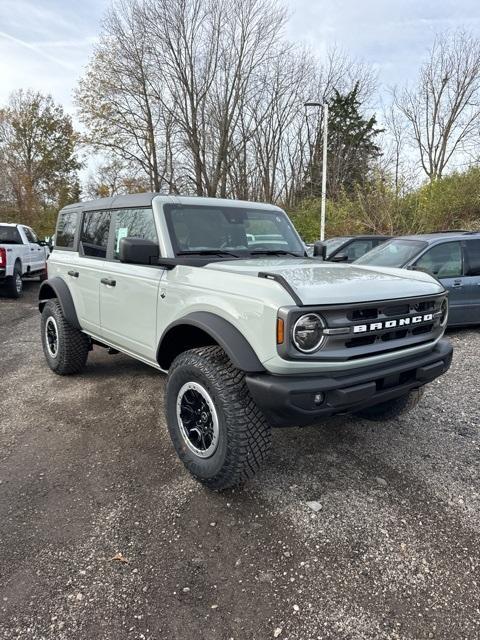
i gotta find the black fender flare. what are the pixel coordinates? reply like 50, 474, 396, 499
157, 311, 265, 373
38, 277, 81, 330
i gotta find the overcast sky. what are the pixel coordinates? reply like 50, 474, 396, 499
1, 0, 479, 115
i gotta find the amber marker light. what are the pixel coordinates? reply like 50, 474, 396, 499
276, 317, 285, 344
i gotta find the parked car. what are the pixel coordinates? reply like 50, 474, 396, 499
0, 223, 49, 297
355, 231, 480, 327
39, 194, 452, 489
312, 235, 391, 262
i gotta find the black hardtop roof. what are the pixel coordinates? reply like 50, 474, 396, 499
62, 192, 157, 211
60, 193, 283, 213
327, 234, 391, 240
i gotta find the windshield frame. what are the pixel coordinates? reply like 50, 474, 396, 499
354, 238, 429, 268
163, 203, 306, 259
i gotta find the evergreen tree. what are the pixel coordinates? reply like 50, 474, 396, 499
303, 83, 382, 200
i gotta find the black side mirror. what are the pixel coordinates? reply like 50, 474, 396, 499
330, 252, 349, 263
313, 241, 328, 260
119, 237, 159, 265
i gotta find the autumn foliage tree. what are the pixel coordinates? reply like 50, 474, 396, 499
0, 90, 81, 228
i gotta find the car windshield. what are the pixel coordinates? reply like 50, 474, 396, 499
164, 204, 305, 257
324, 237, 350, 257
355, 238, 428, 267
0, 225, 22, 244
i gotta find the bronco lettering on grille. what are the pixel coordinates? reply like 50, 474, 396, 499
353, 313, 434, 334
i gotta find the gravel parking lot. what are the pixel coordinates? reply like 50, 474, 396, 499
1, 282, 479, 640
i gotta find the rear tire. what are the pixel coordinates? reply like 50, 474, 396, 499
165, 346, 272, 490
355, 388, 424, 421
4, 263, 23, 298
41, 299, 90, 375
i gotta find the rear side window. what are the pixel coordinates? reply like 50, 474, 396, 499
80, 210, 112, 259
0, 225, 22, 244
343, 239, 375, 261
465, 239, 480, 276
113, 208, 158, 259
56, 211, 78, 248
415, 241, 463, 278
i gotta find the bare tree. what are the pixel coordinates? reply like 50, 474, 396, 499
394, 30, 480, 181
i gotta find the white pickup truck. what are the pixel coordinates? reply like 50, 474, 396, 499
0, 223, 49, 298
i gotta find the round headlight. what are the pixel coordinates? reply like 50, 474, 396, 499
440, 298, 448, 326
293, 313, 325, 353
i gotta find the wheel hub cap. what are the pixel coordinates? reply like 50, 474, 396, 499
45, 317, 59, 358
176, 382, 219, 458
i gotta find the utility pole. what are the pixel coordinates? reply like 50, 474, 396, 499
304, 101, 329, 241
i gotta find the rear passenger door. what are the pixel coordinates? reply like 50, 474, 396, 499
99, 207, 164, 362
75, 209, 112, 333
22, 226, 45, 272
462, 239, 480, 324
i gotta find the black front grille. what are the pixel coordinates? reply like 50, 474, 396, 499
293, 293, 446, 362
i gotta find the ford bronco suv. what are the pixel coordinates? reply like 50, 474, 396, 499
39, 194, 453, 489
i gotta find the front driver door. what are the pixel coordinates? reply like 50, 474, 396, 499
414, 241, 466, 325
99, 207, 164, 362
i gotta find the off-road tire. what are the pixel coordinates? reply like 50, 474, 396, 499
355, 387, 425, 421
4, 262, 23, 298
165, 346, 272, 490
41, 299, 90, 375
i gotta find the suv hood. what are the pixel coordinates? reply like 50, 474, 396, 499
205, 258, 444, 304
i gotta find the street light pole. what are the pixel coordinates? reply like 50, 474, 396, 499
320, 102, 328, 242
304, 101, 329, 241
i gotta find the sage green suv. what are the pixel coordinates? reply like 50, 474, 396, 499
39, 194, 452, 489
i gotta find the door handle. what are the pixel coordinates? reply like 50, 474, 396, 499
101, 278, 116, 287
30, 248, 35, 251
68, 270, 79, 278
452, 280, 462, 287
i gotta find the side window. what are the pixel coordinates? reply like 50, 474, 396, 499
344, 239, 374, 261
113, 208, 158, 259
56, 211, 78, 248
80, 210, 112, 259
415, 242, 463, 278
464, 239, 480, 276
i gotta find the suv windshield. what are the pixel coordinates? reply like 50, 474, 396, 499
164, 204, 305, 257
0, 225, 22, 244
355, 239, 427, 268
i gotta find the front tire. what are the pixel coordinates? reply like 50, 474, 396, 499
4, 263, 23, 298
355, 388, 424, 421
41, 299, 90, 375
165, 346, 272, 490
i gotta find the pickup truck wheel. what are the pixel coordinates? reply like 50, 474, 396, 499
41, 300, 90, 375
166, 346, 272, 490
4, 263, 23, 298
355, 388, 424, 421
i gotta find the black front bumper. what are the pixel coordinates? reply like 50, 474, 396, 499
246, 339, 453, 427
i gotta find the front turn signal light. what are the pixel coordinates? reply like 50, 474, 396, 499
277, 317, 285, 344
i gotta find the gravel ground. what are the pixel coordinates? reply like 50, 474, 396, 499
0, 282, 479, 640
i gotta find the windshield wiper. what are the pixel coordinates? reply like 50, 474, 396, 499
177, 249, 240, 258
249, 249, 303, 257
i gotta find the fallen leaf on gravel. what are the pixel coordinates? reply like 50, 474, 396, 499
110, 552, 129, 563
274, 628, 282, 638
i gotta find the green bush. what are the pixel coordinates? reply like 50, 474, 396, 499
288, 167, 480, 240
